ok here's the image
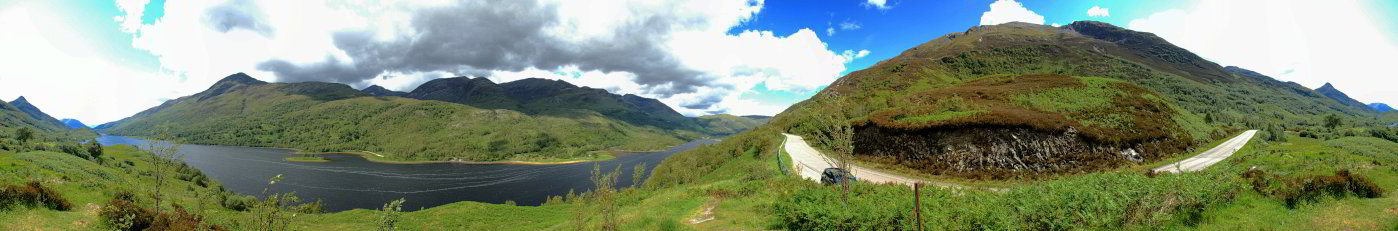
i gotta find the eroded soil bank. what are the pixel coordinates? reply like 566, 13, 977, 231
853, 125, 1184, 179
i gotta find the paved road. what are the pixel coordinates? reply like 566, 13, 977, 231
1152, 130, 1259, 173
782, 133, 963, 188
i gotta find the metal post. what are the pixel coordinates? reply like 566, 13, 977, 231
914, 183, 923, 231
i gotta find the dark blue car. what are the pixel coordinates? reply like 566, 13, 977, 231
821, 168, 857, 185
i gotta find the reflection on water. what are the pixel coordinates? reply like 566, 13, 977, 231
98, 135, 715, 212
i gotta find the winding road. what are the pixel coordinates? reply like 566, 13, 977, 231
782, 133, 965, 189
782, 130, 1259, 188
1152, 130, 1259, 173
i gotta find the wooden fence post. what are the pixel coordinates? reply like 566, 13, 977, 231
914, 182, 923, 231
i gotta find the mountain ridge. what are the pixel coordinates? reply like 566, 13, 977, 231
99, 73, 698, 161
1315, 82, 1372, 111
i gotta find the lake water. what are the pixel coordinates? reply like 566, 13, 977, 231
97, 135, 715, 212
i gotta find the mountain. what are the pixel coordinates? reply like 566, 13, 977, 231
403, 77, 518, 110
8, 96, 68, 129
1314, 83, 1372, 110
773, 21, 1378, 179
697, 114, 770, 135
0, 98, 96, 145
361, 85, 407, 97
1370, 103, 1394, 112
60, 119, 88, 129
405, 77, 702, 131
100, 73, 694, 161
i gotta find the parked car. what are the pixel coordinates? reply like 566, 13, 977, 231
821, 168, 856, 185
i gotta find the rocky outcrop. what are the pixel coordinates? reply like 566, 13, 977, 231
854, 125, 1147, 179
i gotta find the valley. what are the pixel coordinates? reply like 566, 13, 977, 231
3, 1, 1397, 229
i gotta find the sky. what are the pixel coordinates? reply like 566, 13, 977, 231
1, 0, 1396, 125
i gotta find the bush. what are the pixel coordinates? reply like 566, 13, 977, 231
100, 199, 154, 231
219, 192, 256, 211
1245, 169, 1386, 208
101, 199, 224, 231
774, 171, 1239, 230
58, 142, 91, 159
0, 181, 73, 211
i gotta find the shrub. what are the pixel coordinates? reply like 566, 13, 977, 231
1244, 169, 1385, 208
102, 199, 225, 231
0, 181, 73, 211
58, 142, 90, 159
100, 199, 154, 231
218, 192, 256, 211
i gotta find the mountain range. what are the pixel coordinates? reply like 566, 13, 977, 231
97, 73, 762, 161
0, 97, 96, 143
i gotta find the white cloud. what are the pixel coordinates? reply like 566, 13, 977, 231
863, 0, 890, 10
980, 0, 1044, 25
840, 50, 871, 62
839, 21, 862, 30
826, 27, 836, 36
81, 0, 861, 118
1127, 0, 1398, 106
0, 3, 184, 124
0, 0, 865, 122
1087, 6, 1109, 17
1051, 23, 1061, 27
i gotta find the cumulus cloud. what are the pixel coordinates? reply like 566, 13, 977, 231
1087, 6, 1109, 17
840, 50, 870, 62
980, 0, 1043, 25
1127, 0, 1398, 106
99, 0, 862, 117
863, 0, 890, 10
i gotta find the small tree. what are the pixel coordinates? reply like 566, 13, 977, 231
809, 97, 855, 202
15, 127, 33, 144
255, 174, 299, 231
378, 198, 405, 231
631, 163, 647, 190
1324, 114, 1343, 131
86, 139, 104, 160
586, 164, 621, 231
144, 133, 183, 215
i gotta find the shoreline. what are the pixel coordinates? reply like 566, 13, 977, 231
101, 134, 696, 165
308, 151, 613, 165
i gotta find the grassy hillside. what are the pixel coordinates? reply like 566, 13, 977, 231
695, 114, 770, 135
773, 21, 1395, 179
102, 74, 692, 162
0, 97, 98, 152
4, 112, 1396, 230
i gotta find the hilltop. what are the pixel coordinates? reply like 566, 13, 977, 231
1315, 82, 1372, 111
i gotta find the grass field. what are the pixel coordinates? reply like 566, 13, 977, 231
0, 127, 1394, 230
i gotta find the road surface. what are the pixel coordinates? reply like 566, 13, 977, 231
782, 133, 964, 189
1152, 130, 1258, 173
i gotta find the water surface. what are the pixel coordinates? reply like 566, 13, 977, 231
98, 135, 715, 212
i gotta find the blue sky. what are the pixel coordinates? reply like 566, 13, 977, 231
2, 0, 1397, 124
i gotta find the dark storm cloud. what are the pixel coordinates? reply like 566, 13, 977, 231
205, 0, 274, 36
255, 0, 711, 96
